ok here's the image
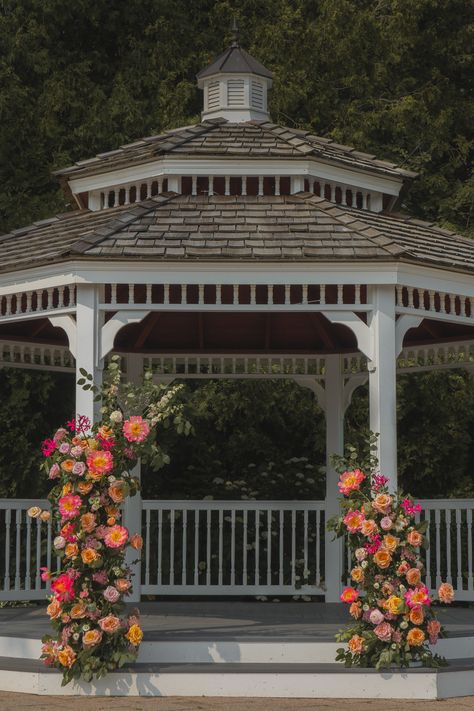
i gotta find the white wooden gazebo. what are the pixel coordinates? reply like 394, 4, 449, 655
0, 39, 473, 603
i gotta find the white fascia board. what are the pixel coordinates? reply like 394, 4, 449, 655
0, 260, 472, 298
68, 158, 402, 196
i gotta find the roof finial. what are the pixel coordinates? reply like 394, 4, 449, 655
231, 16, 240, 47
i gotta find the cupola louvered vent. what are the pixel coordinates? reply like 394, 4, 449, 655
251, 81, 264, 111
207, 81, 220, 110
227, 79, 245, 106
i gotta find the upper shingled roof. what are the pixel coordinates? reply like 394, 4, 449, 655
196, 45, 273, 80
54, 120, 417, 181
0, 193, 472, 275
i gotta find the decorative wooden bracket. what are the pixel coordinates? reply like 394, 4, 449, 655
100, 311, 150, 360
395, 315, 423, 356
49, 315, 77, 359
343, 373, 369, 413
322, 311, 374, 361
294, 377, 326, 410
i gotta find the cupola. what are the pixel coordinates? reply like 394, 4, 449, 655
197, 26, 273, 122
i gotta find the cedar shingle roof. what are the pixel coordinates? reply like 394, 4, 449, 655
54, 120, 417, 181
196, 45, 273, 79
0, 193, 472, 275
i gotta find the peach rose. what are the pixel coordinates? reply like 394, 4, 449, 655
409, 607, 424, 625
382, 534, 399, 552
77, 481, 93, 495
108, 480, 127, 504
98, 615, 121, 633
351, 566, 364, 583
349, 601, 363, 619
373, 548, 392, 569
80, 513, 97, 533
397, 561, 411, 576
70, 603, 87, 619
374, 621, 393, 642
407, 530, 423, 547
81, 547, 99, 565
47, 599, 62, 619
407, 628, 425, 646
406, 568, 422, 586
372, 494, 393, 515
125, 624, 143, 646
360, 519, 378, 536
65, 543, 79, 559
130, 534, 143, 550
57, 645, 76, 668
348, 634, 365, 654
438, 582, 455, 603
427, 619, 441, 643
115, 578, 132, 593
83, 629, 103, 647
107, 517, 116, 526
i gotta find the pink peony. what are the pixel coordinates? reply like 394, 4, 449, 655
58, 494, 82, 521
338, 469, 366, 496
123, 416, 150, 443
72, 461, 86, 476
103, 586, 120, 603
343, 509, 366, 533
380, 516, 393, 531
86, 450, 113, 476
104, 525, 129, 549
405, 585, 431, 609
374, 622, 393, 642
49, 463, 60, 479
340, 587, 360, 604
51, 573, 75, 602
92, 570, 109, 585
369, 609, 385, 625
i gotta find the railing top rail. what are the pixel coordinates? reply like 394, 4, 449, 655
142, 499, 325, 511
0, 498, 49, 509
418, 498, 474, 509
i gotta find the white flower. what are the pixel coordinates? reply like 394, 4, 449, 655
374, 582, 380, 589
73, 633, 80, 641
110, 410, 123, 423
362, 604, 369, 611
361, 560, 368, 569
400, 621, 408, 629
54, 536, 66, 549
391, 643, 397, 650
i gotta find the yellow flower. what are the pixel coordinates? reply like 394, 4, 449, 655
125, 624, 143, 646
385, 595, 404, 615
382, 534, 399, 552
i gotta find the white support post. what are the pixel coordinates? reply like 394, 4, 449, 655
369, 285, 398, 492
324, 355, 345, 602
75, 284, 103, 424
123, 354, 144, 602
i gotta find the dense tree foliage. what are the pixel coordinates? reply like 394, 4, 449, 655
0, 0, 472, 234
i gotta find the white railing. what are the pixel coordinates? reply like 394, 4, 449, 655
141, 500, 326, 596
1, 498, 473, 601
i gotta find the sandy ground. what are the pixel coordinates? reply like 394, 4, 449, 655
1, 695, 474, 711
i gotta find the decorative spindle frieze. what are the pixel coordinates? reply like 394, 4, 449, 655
0, 285, 76, 322
396, 285, 473, 324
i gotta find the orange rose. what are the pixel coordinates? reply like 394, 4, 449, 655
409, 607, 424, 625
86, 469, 104, 481
125, 624, 143, 646
65, 543, 79, 559
360, 519, 378, 536
80, 513, 97, 533
130, 534, 143, 550
115, 578, 131, 593
397, 561, 410, 576
107, 517, 116, 526
98, 425, 114, 440
351, 566, 364, 583
406, 530, 423, 547
98, 615, 121, 633
105, 505, 120, 518
349, 601, 363, 619
348, 634, 365, 654
382, 534, 399, 552
47, 599, 62, 619
61, 459, 75, 472
70, 603, 87, 619
81, 548, 99, 565
83, 629, 103, 647
438, 582, 455, 603
407, 628, 425, 646
57, 645, 76, 668
372, 494, 393, 515
77, 481, 93, 495
373, 548, 392, 569
108, 480, 127, 504
406, 568, 422, 586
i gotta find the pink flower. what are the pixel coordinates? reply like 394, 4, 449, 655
438, 582, 455, 603
123, 416, 150, 443
40, 567, 51, 582
354, 547, 367, 561
42, 439, 57, 457
70, 445, 83, 458
58, 442, 70, 454
392, 630, 401, 644
371, 474, 389, 492
53, 428, 68, 442
427, 619, 441, 644
72, 461, 86, 476
58, 494, 82, 521
365, 533, 382, 554
67, 415, 91, 435
374, 622, 393, 642
380, 516, 393, 531
340, 587, 360, 604
338, 469, 365, 496
405, 585, 431, 609
103, 586, 120, 603
401, 498, 422, 515
86, 450, 113, 476
104, 525, 129, 549
369, 609, 385, 625
51, 573, 75, 602
48, 463, 60, 480
92, 570, 109, 585
343, 510, 366, 533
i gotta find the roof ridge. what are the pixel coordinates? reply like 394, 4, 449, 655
69, 193, 180, 255
297, 193, 409, 257
152, 121, 222, 157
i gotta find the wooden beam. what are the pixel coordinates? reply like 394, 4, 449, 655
134, 312, 161, 349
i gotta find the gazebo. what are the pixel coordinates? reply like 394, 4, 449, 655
0, 38, 473, 608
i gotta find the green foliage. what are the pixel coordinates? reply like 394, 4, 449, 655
0, 0, 472, 235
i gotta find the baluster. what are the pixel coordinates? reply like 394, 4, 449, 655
303, 509, 308, 586
460, 296, 466, 317
124, 186, 130, 205
181, 509, 187, 586
445, 509, 452, 584
284, 285, 291, 304
169, 509, 175, 586
258, 176, 264, 196
126, 284, 133, 305
315, 509, 321, 587
291, 510, 296, 588
429, 290, 436, 312
206, 509, 211, 586
145, 284, 152, 305
25, 511, 31, 590
193, 510, 199, 585
467, 509, 473, 592
274, 176, 280, 196
198, 284, 204, 304
250, 285, 256, 305
320, 285, 326, 305
279, 510, 284, 586
240, 176, 246, 196
230, 509, 236, 587
111, 284, 117, 306
302, 285, 308, 304
243, 509, 248, 585
145, 509, 151, 587
216, 284, 221, 305
218, 509, 224, 586
5, 294, 12, 316
254, 509, 260, 587
355, 284, 361, 305
4, 510, 11, 589
424, 510, 432, 590
233, 284, 239, 305
208, 176, 214, 196
456, 509, 463, 592
435, 509, 441, 588
224, 176, 230, 196
337, 284, 343, 304
46, 516, 52, 584
114, 189, 119, 206
35, 517, 42, 590
163, 284, 170, 305
146, 181, 152, 199
267, 510, 272, 586
267, 285, 273, 305
396, 285, 403, 306
439, 292, 446, 314
341, 187, 348, 207
407, 287, 414, 308
25, 291, 33, 313
157, 509, 163, 586
192, 176, 197, 196
15, 509, 21, 590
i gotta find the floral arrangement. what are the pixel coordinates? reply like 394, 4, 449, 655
28, 357, 191, 685
328, 438, 454, 669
